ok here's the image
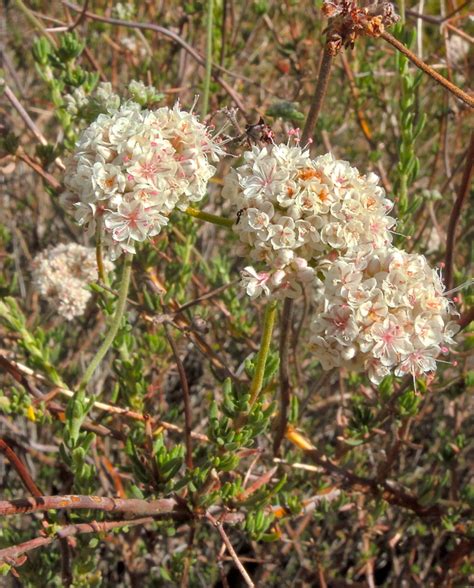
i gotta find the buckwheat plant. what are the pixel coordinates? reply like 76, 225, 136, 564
2, 0, 472, 585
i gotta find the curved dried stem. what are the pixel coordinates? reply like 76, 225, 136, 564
273, 297, 293, 455
444, 132, 474, 290
381, 31, 474, 108
164, 324, 194, 470
0, 518, 152, 565
301, 45, 334, 145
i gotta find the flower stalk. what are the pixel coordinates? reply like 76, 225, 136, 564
301, 45, 334, 145
78, 252, 133, 390
274, 297, 293, 455
248, 300, 278, 408
201, 0, 214, 118
95, 220, 109, 285
184, 206, 234, 228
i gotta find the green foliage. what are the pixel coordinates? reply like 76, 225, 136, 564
392, 24, 427, 241
32, 33, 99, 146
267, 101, 305, 123
243, 509, 275, 541
0, 297, 64, 387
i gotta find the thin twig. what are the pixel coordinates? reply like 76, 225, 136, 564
0, 439, 43, 497
180, 523, 196, 588
201, 0, 214, 118
301, 45, 334, 145
444, 132, 474, 290
0, 518, 152, 564
4, 84, 65, 171
206, 513, 255, 588
285, 427, 444, 519
174, 280, 239, 314
15, 151, 62, 190
273, 298, 293, 455
65, 0, 89, 31
381, 31, 474, 108
5, 85, 49, 146
0, 436, 74, 588
0, 356, 208, 442
164, 324, 194, 469
220, 0, 227, 66
11, 0, 57, 45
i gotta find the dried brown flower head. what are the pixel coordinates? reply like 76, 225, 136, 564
322, 0, 399, 54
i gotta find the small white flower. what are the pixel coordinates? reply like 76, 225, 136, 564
105, 200, 168, 245
240, 267, 271, 299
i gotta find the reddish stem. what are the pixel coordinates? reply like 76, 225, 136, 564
444, 133, 474, 290
0, 495, 185, 518
0, 518, 152, 564
381, 31, 474, 108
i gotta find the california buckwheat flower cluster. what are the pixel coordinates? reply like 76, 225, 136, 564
31, 243, 114, 320
62, 101, 224, 258
309, 247, 459, 384
223, 142, 395, 299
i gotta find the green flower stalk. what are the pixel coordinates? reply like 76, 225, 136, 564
248, 300, 278, 408
78, 252, 133, 390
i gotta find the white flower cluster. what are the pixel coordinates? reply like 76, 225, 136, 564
31, 243, 114, 320
309, 247, 459, 384
223, 143, 395, 299
62, 101, 224, 258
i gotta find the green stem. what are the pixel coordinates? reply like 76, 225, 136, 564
184, 207, 234, 228
201, 0, 214, 118
399, 0, 405, 25
95, 220, 109, 286
78, 253, 133, 390
399, 173, 408, 215
248, 301, 278, 408
273, 297, 293, 455
11, 0, 57, 46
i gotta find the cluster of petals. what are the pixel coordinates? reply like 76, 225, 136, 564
31, 243, 113, 320
62, 100, 224, 258
223, 142, 395, 299
309, 247, 459, 384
